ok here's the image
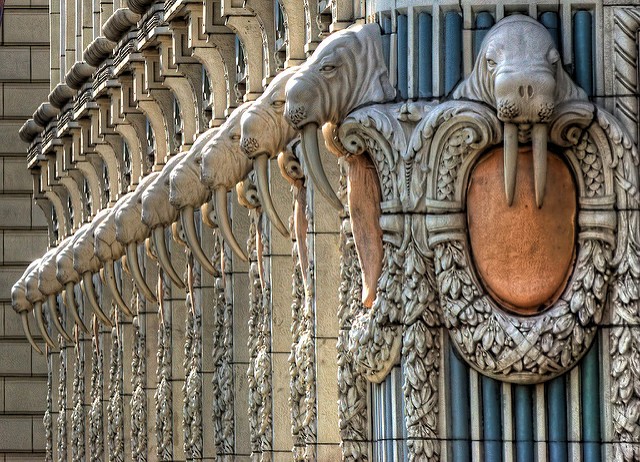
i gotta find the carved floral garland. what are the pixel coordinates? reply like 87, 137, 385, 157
89, 320, 104, 462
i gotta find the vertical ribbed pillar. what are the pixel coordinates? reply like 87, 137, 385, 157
417, 12, 432, 98
573, 11, 593, 96
540, 12, 560, 49
483, 376, 503, 462
547, 375, 568, 462
397, 14, 408, 100
582, 344, 601, 462
514, 385, 534, 462
474, 12, 494, 59
449, 345, 470, 460
443, 12, 462, 95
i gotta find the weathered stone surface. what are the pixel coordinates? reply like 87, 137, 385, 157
467, 146, 576, 313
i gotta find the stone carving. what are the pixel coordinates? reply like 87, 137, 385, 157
24, 258, 59, 349
107, 322, 124, 461
57, 338, 68, 462
199, 102, 255, 261
71, 332, 85, 462
284, 23, 395, 210
131, 312, 147, 460
45, 352, 53, 462
613, 8, 640, 145
209, 233, 234, 460
37, 241, 75, 342
247, 216, 273, 459
155, 281, 173, 461
11, 259, 45, 353
89, 320, 104, 462
94, 203, 135, 317
165, 128, 220, 276
240, 66, 299, 236
337, 220, 368, 461
72, 208, 113, 327
114, 171, 160, 302
452, 15, 586, 207
183, 257, 203, 460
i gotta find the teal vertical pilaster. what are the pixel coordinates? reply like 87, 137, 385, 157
582, 343, 601, 462
380, 16, 392, 73
573, 10, 593, 96
547, 375, 568, 462
482, 376, 502, 462
397, 14, 408, 100
540, 11, 560, 50
449, 345, 471, 461
474, 12, 494, 60
444, 11, 462, 95
417, 12, 432, 98
514, 385, 534, 462
385, 372, 394, 460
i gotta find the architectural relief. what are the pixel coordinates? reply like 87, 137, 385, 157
11, 2, 640, 461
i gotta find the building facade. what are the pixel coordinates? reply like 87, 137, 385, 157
7, 0, 640, 461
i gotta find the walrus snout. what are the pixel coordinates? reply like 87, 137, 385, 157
494, 70, 556, 124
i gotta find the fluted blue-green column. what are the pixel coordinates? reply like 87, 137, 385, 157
581, 343, 601, 462
514, 385, 534, 462
474, 12, 494, 59
380, 16, 392, 72
417, 12, 432, 98
397, 14, 408, 99
444, 11, 462, 95
547, 375, 568, 462
573, 10, 593, 96
449, 345, 471, 461
482, 376, 502, 462
540, 11, 560, 49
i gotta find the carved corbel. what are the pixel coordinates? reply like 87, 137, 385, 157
64, 126, 104, 220
187, 8, 238, 122
156, 33, 201, 145
223, 0, 277, 100
276, 1, 306, 67
51, 140, 85, 232
104, 82, 147, 188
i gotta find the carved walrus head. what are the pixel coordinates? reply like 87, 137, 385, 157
284, 23, 395, 209
453, 15, 587, 207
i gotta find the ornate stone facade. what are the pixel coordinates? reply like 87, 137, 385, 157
7, 1, 640, 461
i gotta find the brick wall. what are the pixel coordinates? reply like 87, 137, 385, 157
0, 0, 49, 457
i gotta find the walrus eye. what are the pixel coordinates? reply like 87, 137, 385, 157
271, 100, 285, 108
487, 58, 497, 68
231, 134, 240, 141
320, 64, 336, 73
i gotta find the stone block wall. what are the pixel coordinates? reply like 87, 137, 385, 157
0, 0, 50, 457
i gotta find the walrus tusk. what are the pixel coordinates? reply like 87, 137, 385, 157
104, 260, 134, 317
81, 272, 113, 327
181, 205, 219, 275
21, 311, 43, 355
254, 154, 289, 237
503, 123, 519, 206
301, 123, 343, 211
126, 242, 158, 302
35, 301, 57, 349
214, 187, 249, 262
64, 281, 89, 333
152, 226, 185, 288
532, 123, 548, 208
47, 293, 73, 342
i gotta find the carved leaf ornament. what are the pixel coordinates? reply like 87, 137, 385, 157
329, 16, 639, 385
